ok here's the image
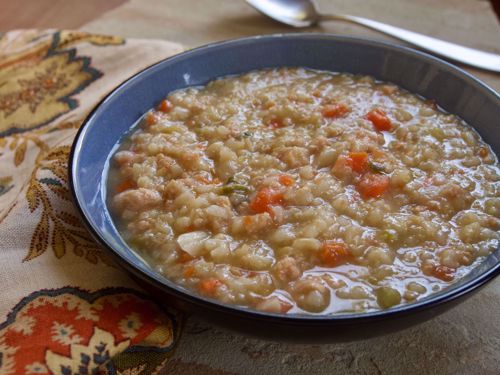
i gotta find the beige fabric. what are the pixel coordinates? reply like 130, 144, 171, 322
0, 29, 183, 375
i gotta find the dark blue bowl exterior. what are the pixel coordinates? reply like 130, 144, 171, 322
70, 34, 500, 340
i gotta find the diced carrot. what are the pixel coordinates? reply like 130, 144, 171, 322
145, 112, 158, 126
269, 118, 284, 129
278, 174, 295, 186
357, 173, 390, 199
430, 265, 455, 282
158, 99, 173, 113
347, 152, 368, 173
179, 252, 194, 263
319, 243, 351, 267
366, 108, 392, 131
322, 103, 350, 118
198, 278, 222, 296
183, 266, 196, 278
115, 179, 135, 193
249, 187, 284, 214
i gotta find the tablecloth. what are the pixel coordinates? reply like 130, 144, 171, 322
0, 29, 184, 375
79, 1, 500, 373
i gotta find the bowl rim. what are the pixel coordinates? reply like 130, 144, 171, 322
69, 33, 500, 324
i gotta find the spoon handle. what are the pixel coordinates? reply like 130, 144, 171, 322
320, 13, 500, 72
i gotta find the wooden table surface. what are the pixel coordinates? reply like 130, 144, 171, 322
0, 0, 126, 30
2, 1, 500, 374
2, 0, 497, 89
1, 0, 499, 30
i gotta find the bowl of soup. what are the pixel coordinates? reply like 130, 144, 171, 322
70, 34, 500, 340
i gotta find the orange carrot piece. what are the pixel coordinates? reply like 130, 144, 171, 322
278, 174, 295, 186
322, 103, 350, 118
198, 278, 222, 296
115, 179, 135, 193
357, 173, 390, 199
158, 99, 173, 113
319, 243, 351, 267
145, 112, 158, 126
249, 187, 284, 214
179, 252, 194, 263
183, 266, 196, 278
347, 152, 369, 173
366, 108, 392, 131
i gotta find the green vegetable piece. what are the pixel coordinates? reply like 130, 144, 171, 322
369, 161, 386, 173
376, 286, 401, 309
220, 184, 249, 195
242, 131, 253, 137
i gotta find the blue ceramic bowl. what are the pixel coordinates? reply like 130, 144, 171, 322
70, 34, 500, 341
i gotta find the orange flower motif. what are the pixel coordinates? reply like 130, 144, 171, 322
0, 288, 177, 375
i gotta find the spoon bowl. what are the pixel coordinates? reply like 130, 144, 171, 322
246, 0, 318, 27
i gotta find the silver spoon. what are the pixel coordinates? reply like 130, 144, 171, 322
246, 0, 500, 72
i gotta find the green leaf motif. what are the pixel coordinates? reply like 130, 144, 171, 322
39, 177, 63, 186
0, 176, 13, 196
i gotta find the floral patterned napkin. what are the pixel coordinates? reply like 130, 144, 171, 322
0, 29, 184, 375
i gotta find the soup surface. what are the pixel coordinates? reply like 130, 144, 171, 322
108, 68, 500, 314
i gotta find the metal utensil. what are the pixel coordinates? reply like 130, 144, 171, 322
246, 0, 500, 72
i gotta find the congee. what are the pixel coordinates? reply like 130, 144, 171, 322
108, 68, 500, 314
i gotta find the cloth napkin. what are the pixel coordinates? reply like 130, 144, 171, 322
0, 29, 184, 375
